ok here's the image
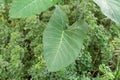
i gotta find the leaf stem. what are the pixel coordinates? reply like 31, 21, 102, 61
79, 0, 89, 20
75, 0, 80, 21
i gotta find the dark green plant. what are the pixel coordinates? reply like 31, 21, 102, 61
0, 0, 120, 80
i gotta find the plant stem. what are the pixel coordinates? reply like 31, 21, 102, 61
75, 0, 80, 21
79, 0, 89, 20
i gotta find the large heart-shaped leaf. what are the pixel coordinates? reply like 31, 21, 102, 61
43, 6, 88, 72
10, 0, 58, 18
94, 0, 120, 25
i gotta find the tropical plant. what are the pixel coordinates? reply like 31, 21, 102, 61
0, 0, 120, 80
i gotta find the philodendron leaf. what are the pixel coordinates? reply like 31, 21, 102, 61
43, 6, 88, 72
10, 0, 58, 18
94, 0, 120, 25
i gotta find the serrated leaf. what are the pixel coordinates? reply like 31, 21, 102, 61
94, 0, 120, 25
43, 6, 88, 72
10, 0, 58, 18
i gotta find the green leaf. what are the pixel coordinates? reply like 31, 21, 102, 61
51, 0, 59, 3
0, 0, 4, 3
94, 0, 120, 25
10, 0, 58, 18
43, 6, 88, 72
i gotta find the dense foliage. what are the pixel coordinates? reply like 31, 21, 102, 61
0, 0, 120, 80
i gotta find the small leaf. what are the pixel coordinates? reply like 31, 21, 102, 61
94, 0, 120, 25
10, 0, 58, 18
43, 6, 88, 72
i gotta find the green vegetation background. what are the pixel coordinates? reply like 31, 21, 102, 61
0, 0, 120, 80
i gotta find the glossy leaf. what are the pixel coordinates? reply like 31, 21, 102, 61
43, 6, 88, 72
10, 0, 58, 18
94, 0, 120, 25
